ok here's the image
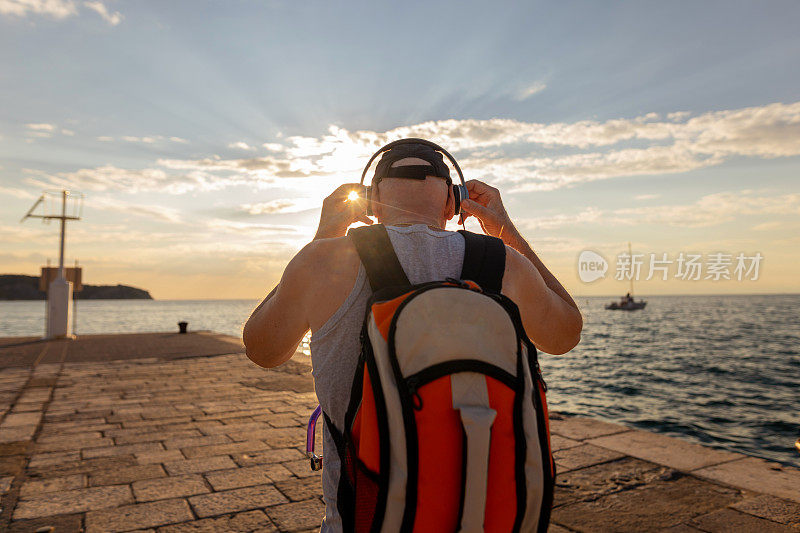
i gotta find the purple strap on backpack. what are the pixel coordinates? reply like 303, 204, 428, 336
306, 405, 323, 471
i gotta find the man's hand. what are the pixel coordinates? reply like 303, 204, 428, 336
460, 180, 522, 246
461, 178, 582, 349
314, 183, 372, 240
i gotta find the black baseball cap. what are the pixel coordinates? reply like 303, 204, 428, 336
372, 142, 451, 186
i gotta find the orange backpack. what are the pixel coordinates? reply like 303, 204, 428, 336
308, 224, 555, 532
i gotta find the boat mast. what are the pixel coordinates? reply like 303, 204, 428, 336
628, 242, 634, 298
58, 190, 67, 280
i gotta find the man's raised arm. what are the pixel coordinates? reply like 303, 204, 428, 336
460, 180, 583, 354
243, 183, 371, 368
243, 247, 312, 368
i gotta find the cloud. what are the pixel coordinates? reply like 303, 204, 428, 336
519, 207, 604, 231
25, 122, 78, 140
22, 101, 800, 197
206, 218, 303, 235
667, 111, 691, 121
390, 101, 800, 155
0, 0, 77, 18
229, 141, 257, 151
82, 0, 120, 25
91, 197, 184, 223
0, 223, 55, 244
118, 135, 188, 144
0, 185, 37, 199
518, 189, 800, 230
240, 198, 321, 215
122, 136, 150, 143
25, 123, 57, 138
158, 155, 312, 178
263, 143, 285, 152
752, 221, 782, 231
676, 189, 800, 223
634, 193, 660, 200
2, 216, 308, 294
23, 165, 225, 195
515, 81, 547, 101
172, 101, 800, 192
122, 135, 156, 143
465, 145, 723, 192
26, 122, 56, 131
0, 0, 121, 25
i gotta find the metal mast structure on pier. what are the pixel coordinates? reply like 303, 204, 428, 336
20, 190, 84, 339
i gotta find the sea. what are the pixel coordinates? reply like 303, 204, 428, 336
1, 294, 798, 467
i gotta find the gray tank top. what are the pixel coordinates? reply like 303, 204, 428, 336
310, 224, 465, 532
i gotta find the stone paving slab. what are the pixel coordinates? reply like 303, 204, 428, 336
549, 415, 629, 441
205, 464, 279, 491
266, 499, 326, 532
188, 484, 287, 518
553, 456, 668, 508
587, 428, 744, 472
694, 456, 800, 504
689, 508, 797, 532
163, 455, 238, 476
0, 474, 13, 495
0, 332, 796, 532
553, 474, 742, 531
6, 513, 84, 533
132, 474, 210, 502
19, 473, 85, 497
731, 494, 800, 527
13, 484, 133, 519
0, 331, 245, 368
85, 498, 194, 533
554, 443, 626, 473
157, 509, 276, 532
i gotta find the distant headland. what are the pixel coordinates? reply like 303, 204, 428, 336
0, 274, 153, 300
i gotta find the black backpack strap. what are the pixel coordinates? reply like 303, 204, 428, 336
347, 224, 410, 292
458, 230, 506, 293
322, 411, 355, 532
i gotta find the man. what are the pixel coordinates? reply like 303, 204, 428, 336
244, 142, 582, 531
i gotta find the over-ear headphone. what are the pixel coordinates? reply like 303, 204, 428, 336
359, 138, 469, 218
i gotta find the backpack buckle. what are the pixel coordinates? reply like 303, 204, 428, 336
445, 277, 482, 291
306, 405, 323, 471
308, 452, 323, 471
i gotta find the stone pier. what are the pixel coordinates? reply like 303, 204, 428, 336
0, 332, 797, 532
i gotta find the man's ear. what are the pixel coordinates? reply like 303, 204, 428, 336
371, 183, 381, 219
444, 184, 456, 220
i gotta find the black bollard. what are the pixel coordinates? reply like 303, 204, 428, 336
178, 321, 188, 334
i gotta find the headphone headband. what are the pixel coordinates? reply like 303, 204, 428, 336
360, 138, 466, 189
360, 138, 469, 217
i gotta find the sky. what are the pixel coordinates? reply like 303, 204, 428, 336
1, 0, 799, 299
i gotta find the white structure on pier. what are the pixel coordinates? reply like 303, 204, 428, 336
20, 190, 84, 339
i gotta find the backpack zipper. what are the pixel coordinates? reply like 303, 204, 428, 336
405, 360, 517, 391
406, 376, 424, 410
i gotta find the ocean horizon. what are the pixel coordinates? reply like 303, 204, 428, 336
1, 294, 798, 468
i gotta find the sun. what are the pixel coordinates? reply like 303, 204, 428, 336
347, 190, 360, 202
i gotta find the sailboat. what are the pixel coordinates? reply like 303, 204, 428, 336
606, 242, 647, 311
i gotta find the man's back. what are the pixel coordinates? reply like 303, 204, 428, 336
244, 170, 582, 532
310, 224, 465, 531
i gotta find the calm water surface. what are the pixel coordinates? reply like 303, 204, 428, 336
1, 295, 798, 466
